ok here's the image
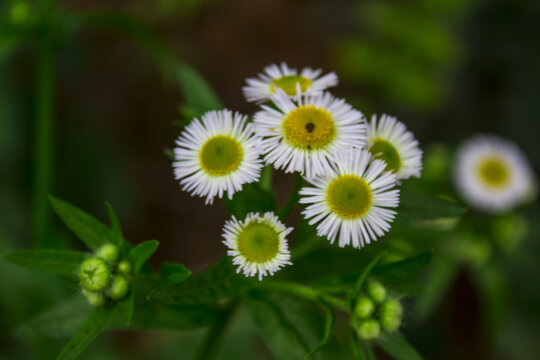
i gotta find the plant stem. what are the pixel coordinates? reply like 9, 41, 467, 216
32, 0, 56, 246
278, 174, 303, 221
258, 280, 349, 312
193, 299, 238, 360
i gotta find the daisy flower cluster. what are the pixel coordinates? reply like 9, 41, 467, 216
172, 62, 423, 280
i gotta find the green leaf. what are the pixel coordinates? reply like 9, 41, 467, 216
246, 292, 343, 360
57, 304, 117, 360
177, 63, 223, 113
306, 302, 335, 359
371, 251, 433, 283
49, 196, 113, 251
118, 292, 134, 326
149, 257, 255, 305
375, 333, 423, 360
5, 249, 86, 277
129, 274, 217, 331
395, 181, 466, 226
104, 202, 124, 247
128, 240, 159, 273
15, 295, 91, 339
160, 262, 191, 286
223, 182, 276, 218
313, 252, 432, 293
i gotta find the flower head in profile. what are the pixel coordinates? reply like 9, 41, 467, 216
222, 212, 292, 280
173, 110, 263, 204
455, 135, 535, 213
300, 149, 400, 248
367, 114, 422, 180
254, 90, 367, 178
243, 62, 338, 103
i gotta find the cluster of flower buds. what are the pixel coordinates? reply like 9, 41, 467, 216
78, 244, 132, 306
352, 279, 403, 340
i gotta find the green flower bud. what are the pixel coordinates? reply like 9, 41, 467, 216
379, 299, 403, 332
79, 257, 110, 291
366, 280, 386, 303
108, 275, 130, 300
96, 244, 119, 264
354, 296, 375, 319
82, 289, 106, 307
117, 260, 132, 275
356, 319, 381, 340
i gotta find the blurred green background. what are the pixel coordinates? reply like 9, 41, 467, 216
1, 0, 539, 359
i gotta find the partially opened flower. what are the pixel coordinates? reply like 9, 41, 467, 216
367, 114, 422, 180
173, 110, 263, 204
300, 149, 399, 248
243, 62, 338, 103
455, 135, 535, 213
222, 212, 292, 280
254, 90, 367, 178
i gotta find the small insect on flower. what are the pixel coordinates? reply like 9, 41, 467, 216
367, 114, 422, 180
173, 110, 263, 205
300, 149, 400, 248
222, 212, 293, 280
242, 62, 338, 103
455, 135, 535, 213
254, 90, 367, 178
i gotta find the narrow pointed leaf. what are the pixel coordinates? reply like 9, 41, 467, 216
350, 252, 388, 306
57, 304, 117, 360
177, 63, 223, 113
375, 333, 423, 360
49, 196, 113, 250
128, 240, 159, 273
5, 249, 86, 276
15, 295, 91, 339
160, 262, 191, 286
104, 202, 124, 247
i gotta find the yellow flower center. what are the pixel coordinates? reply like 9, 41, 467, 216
270, 75, 312, 95
477, 156, 510, 188
282, 105, 336, 150
199, 135, 243, 176
369, 139, 401, 173
237, 222, 280, 263
327, 175, 373, 219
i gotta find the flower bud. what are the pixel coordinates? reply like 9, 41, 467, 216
379, 299, 403, 332
354, 296, 375, 319
117, 260, 132, 274
82, 289, 106, 307
96, 244, 119, 264
356, 319, 381, 340
79, 257, 110, 291
366, 280, 386, 303
108, 275, 130, 300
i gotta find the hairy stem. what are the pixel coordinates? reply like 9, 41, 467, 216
32, 0, 56, 246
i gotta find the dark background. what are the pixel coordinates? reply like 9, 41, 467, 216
1, 0, 540, 359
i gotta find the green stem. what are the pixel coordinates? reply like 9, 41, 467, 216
193, 300, 238, 360
32, 0, 56, 246
258, 281, 349, 312
278, 174, 303, 221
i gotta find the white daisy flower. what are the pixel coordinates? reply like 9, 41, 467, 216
222, 212, 293, 280
299, 149, 400, 248
254, 90, 367, 178
367, 114, 423, 180
243, 62, 338, 103
173, 110, 263, 205
454, 135, 535, 213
